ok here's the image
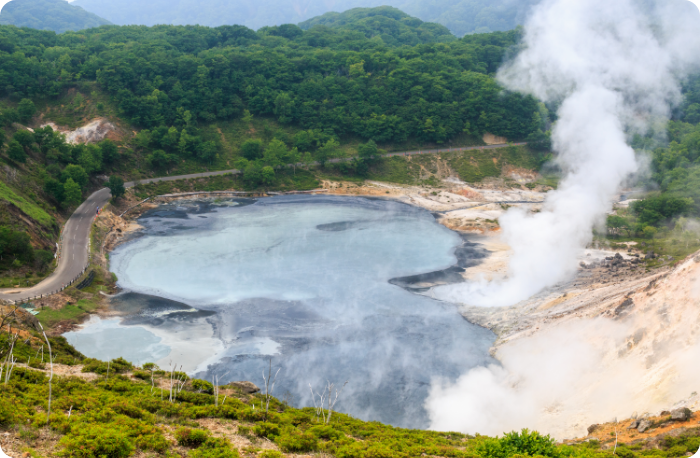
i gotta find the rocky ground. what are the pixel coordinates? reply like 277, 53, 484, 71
568, 408, 699, 452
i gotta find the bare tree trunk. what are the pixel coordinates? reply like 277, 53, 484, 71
262, 359, 280, 419
39, 324, 54, 426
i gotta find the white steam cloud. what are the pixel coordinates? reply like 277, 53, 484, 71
432, 0, 700, 308
426, 0, 700, 439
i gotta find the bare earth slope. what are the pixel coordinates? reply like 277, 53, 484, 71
450, 250, 700, 439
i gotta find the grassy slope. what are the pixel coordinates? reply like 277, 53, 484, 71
0, 331, 698, 458
0, 180, 53, 227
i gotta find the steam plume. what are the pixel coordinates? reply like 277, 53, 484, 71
426, 0, 700, 438
432, 0, 700, 308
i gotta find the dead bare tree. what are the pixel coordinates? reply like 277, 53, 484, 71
39, 323, 54, 426
0, 320, 19, 384
262, 359, 280, 419
0, 307, 16, 330
168, 362, 187, 402
213, 375, 227, 407
309, 381, 348, 425
168, 361, 176, 402
150, 365, 157, 396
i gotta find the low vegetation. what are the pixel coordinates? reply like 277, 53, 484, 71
1, 316, 699, 458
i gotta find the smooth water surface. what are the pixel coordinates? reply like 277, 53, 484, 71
66, 195, 496, 428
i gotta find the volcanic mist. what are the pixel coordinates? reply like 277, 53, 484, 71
427, 0, 700, 437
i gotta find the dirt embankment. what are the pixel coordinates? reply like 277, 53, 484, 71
40, 117, 125, 144
568, 409, 700, 451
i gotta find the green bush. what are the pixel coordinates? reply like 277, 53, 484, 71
0, 399, 14, 426
175, 427, 210, 447
479, 429, 559, 458
307, 424, 343, 440
12, 366, 46, 384
82, 357, 133, 375
135, 433, 170, 453
253, 422, 281, 439
192, 378, 214, 394
189, 437, 239, 458
131, 369, 150, 380
58, 424, 134, 458
27, 358, 46, 370
109, 401, 152, 421
259, 451, 282, 458
276, 430, 318, 453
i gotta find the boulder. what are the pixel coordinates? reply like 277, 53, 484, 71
628, 419, 640, 429
588, 424, 600, 435
671, 408, 692, 422
638, 420, 652, 433
228, 381, 260, 394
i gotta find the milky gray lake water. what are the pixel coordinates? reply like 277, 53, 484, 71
65, 195, 496, 428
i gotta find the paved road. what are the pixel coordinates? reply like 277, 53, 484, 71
0, 188, 112, 303
0, 142, 521, 303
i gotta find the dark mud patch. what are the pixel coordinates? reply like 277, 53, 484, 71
389, 235, 490, 291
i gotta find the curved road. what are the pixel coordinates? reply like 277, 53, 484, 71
0, 142, 523, 304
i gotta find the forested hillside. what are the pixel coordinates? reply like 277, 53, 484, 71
0, 0, 111, 34
0, 18, 541, 143
71, 0, 538, 36
297, 6, 456, 45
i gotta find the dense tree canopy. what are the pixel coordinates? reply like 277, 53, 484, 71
0, 0, 111, 34
0, 19, 542, 145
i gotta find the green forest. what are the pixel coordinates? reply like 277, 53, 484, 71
0, 16, 540, 143
0, 0, 111, 34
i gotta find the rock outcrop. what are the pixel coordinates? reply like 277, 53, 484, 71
227, 381, 260, 394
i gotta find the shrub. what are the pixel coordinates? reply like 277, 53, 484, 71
39, 413, 72, 434
276, 431, 318, 453
189, 437, 240, 458
58, 424, 134, 458
478, 433, 559, 458
668, 445, 689, 457
82, 357, 133, 375
132, 369, 150, 380
259, 451, 282, 458
12, 366, 46, 384
109, 401, 152, 421
307, 424, 343, 440
192, 378, 214, 394
0, 400, 14, 426
175, 427, 209, 447
253, 422, 280, 439
135, 433, 170, 453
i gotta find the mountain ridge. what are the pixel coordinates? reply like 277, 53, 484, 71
0, 0, 111, 34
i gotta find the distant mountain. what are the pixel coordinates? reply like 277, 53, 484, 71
70, 0, 537, 36
0, 0, 111, 34
298, 6, 456, 45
